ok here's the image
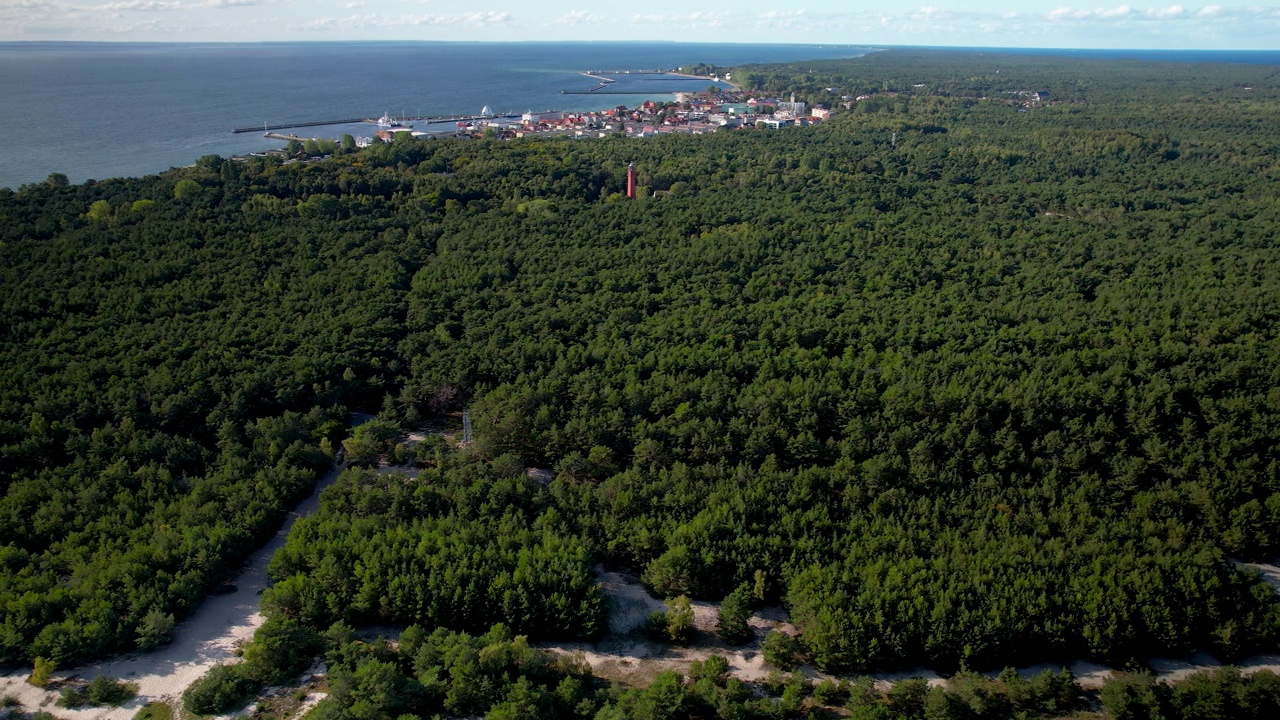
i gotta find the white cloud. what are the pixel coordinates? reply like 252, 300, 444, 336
759, 9, 804, 20
689, 11, 724, 23
401, 11, 508, 27
10, 0, 60, 10
98, 17, 175, 31
298, 10, 510, 31
1049, 6, 1132, 21
98, 0, 181, 10
1187, 3, 1280, 17
630, 11, 727, 28
557, 9, 603, 25
912, 7, 950, 20
5, 1, 1280, 45
1043, 4, 1211, 21
757, 9, 808, 28
0, 0, 60, 17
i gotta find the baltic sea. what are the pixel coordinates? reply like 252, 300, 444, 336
0, 41, 869, 189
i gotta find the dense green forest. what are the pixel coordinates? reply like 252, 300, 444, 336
3, 49, 1280, 680
265, 464, 603, 639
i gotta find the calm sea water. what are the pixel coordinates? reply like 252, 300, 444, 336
3, 42, 1279, 190
0, 41, 868, 189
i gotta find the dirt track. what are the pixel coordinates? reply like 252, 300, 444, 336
541, 562, 1280, 691
0, 435, 364, 720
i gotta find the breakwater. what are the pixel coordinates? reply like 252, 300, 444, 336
561, 90, 679, 95
232, 118, 366, 134
583, 69, 666, 74
232, 113, 520, 134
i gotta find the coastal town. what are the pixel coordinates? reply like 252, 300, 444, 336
422, 89, 833, 141
250, 84, 841, 163
238, 72, 1060, 166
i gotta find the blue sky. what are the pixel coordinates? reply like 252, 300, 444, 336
3, 0, 1280, 48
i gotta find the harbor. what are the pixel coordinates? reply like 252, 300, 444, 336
220, 68, 756, 163
225, 83, 830, 165
228, 68, 732, 138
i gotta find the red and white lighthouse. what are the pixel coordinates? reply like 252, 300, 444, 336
626, 162, 636, 199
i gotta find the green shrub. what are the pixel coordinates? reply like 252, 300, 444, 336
886, 678, 929, 718
241, 615, 323, 684
717, 584, 754, 645
135, 609, 176, 651
60, 676, 138, 708
1100, 672, 1172, 720
645, 611, 670, 642
301, 698, 343, 720
689, 655, 730, 686
813, 678, 847, 705
27, 657, 56, 688
761, 629, 800, 670
643, 596, 695, 646
172, 179, 201, 199
183, 664, 260, 716
134, 702, 174, 720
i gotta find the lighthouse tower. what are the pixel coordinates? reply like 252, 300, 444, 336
626, 162, 636, 199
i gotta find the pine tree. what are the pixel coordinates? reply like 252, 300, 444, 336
717, 584, 754, 645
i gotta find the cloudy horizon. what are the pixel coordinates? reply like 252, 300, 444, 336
3, 1, 1280, 49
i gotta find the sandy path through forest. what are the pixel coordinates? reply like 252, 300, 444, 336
543, 561, 1280, 691
0, 415, 371, 720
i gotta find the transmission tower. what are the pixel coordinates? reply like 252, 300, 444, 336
462, 409, 473, 445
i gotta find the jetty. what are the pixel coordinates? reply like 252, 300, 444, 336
231, 113, 519, 135
232, 118, 365, 134
418, 113, 520, 125
564, 69, 718, 95
561, 90, 678, 95
263, 133, 314, 142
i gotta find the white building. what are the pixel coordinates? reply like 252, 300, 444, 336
776, 92, 807, 118
522, 111, 568, 123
